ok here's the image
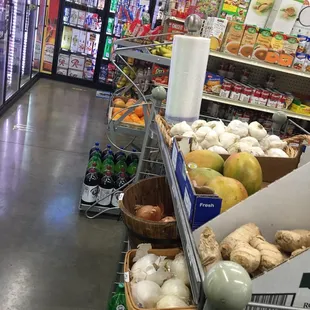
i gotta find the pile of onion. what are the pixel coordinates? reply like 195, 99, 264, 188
135, 204, 176, 222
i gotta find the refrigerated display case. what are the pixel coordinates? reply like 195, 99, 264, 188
53, 0, 108, 83
32, 0, 46, 76
0, 0, 46, 112
0, 0, 9, 107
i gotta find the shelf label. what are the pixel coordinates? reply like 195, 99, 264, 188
184, 188, 191, 219
171, 140, 178, 170
124, 272, 130, 282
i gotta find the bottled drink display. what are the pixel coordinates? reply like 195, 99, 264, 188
81, 144, 139, 207
108, 283, 127, 310
81, 168, 100, 205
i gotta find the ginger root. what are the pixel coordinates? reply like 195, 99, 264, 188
198, 227, 222, 271
250, 235, 284, 271
230, 242, 261, 273
275, 230, 310, 252
291, 247, 308, 258
220, 223, 261, 259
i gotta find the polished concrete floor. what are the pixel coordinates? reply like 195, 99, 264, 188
0, 79, 126, 310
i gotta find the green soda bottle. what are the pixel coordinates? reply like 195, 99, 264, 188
127, 159, 138, 178
108, 283, 127, 310
88, 152, 102, 170
102, 153, 115, 174
115, 159, 127, 174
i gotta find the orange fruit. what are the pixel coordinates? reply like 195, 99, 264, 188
112, 107, 122, 115
123, 115, 132, 122
113, 114, 121, 120
130, 114, 141, 123
135, 106, 144, 117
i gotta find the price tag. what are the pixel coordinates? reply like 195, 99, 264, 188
184, 188, 191, 219
171, 140, 178, 170
124, 271, 130, 282
118, 193, 124, 201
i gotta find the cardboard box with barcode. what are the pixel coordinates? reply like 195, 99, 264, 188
193, 161, 310, 308
172, 139, 222, 230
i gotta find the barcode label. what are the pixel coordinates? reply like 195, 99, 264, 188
246, 293, 295, 310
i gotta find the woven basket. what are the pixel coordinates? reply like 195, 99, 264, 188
124, 248, 197, 310
155, 114, 309, 158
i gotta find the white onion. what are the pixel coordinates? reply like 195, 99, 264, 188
161, 278, 190, 303
171, 254, 190, 286
156, 295, 189, 308
131, 254, 158, 282
131, 280, 162, 308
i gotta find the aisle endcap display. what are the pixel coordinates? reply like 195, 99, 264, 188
193, 161, 310, 308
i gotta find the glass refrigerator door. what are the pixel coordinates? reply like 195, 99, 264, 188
5, 0, 26, 100
20, 0, 36, 86
0, 0, 9, 106
31, 0, 45, 76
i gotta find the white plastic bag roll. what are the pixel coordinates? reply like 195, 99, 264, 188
165, 35, 210, 124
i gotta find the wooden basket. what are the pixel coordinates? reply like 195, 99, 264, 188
124, 248, 197, 310
119, 176, 180, 249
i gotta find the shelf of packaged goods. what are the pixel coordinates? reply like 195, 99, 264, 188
155, 122, 204, 307
152, 83, 310, 122
63, 22, 101, 34
64, 0, 104, 12
209, 50, 310, 79
203, 93, 310, 121
60, 48, 97, 60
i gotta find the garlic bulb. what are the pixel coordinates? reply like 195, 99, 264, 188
248, 121, 267, 141
219, 132, 240, 150
266, 148, 289, 158
200, 130, 221, 149
206, 121, 226, 136
227, 142, 241, 154
170, 121, 192, 137
259, 135, 270, 151
196, 126, 213, 143
240, 144, 265, 156
208, 145, 229, 154
239, 136, 260, 147
191, 139, 203, 151
269, 140, 287, 150
191, 120, 208, 132
226, 120, 249, 137
182, 131, 196, 138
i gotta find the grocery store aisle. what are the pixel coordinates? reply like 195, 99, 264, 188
0, 79, 126, 310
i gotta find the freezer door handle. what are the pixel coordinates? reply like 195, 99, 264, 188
8, 2, 13, 38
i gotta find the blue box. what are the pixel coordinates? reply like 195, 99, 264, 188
171, 139, 222, 230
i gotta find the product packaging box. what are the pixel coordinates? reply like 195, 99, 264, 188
69, 8, 79, 25
61, 26, 73, 50
77, 10, 86, 27
193, 161, 310, 308
251, 28, 272, 61
172, 139, 222, 230
221, 22, 245, 55
68, 69, 83, 79
70, 28, 80, 52
244, 0, 275, 28
279, 35, 298, 67
152, 64, 169, 85
69, 54, 85, 71
265, 32, 285, 64
78, 30, 86, 53
238, 25, 259, 58
63, 7, 71, 23
201, 17, 228, 51
218, 0, 250, 23
57, 53, 69, 68
56, 68, 68, 75
265, 0, 304, 34
166, 22, 185, 41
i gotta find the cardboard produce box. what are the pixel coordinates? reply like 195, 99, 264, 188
221, 148, 302, 183
193, 161, 310, 308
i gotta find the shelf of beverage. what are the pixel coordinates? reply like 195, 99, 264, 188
155, 122, 204, 307
63, 21, 101, 34
79, 202, 121, 214
65, 0, 104, 13
152, 82, 310, 122
210, 51, 310, 79
60, 48, 97, 60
